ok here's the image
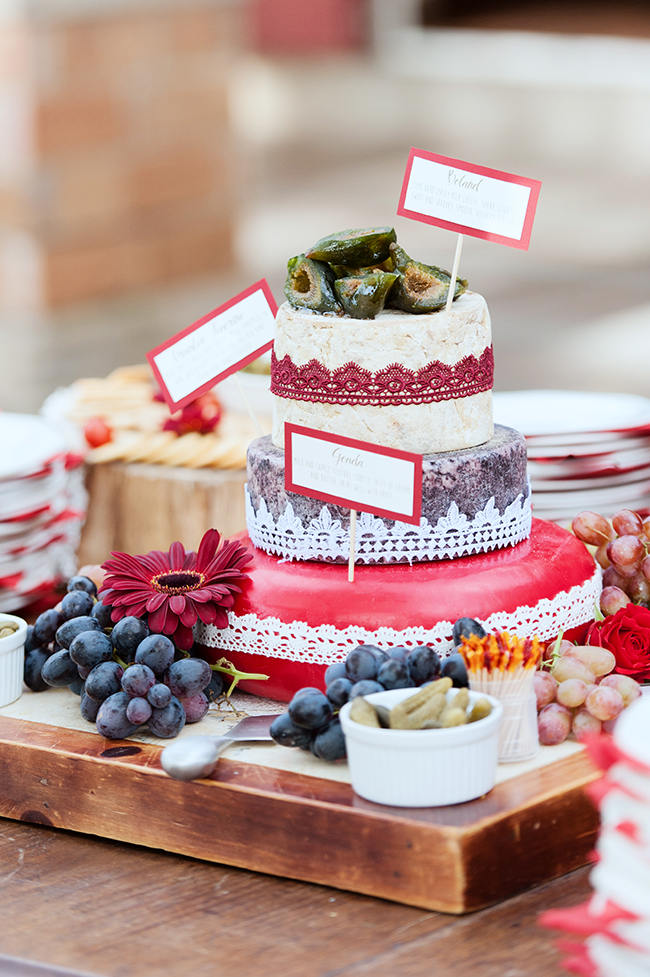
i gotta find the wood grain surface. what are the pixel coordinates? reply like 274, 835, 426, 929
0, 715, 601, 914
0, 818, 592, 977
78, 462, 247, 564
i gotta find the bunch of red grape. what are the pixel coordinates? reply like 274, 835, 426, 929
535, 640, 642, 745
571, 508, 650, 614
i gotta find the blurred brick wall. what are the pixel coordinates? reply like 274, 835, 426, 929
249, 0, 368, 53
0, 1, 242, 309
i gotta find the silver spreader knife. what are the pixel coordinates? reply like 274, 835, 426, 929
160, 713, 280, 781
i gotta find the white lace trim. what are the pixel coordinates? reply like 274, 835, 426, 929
196, 565, 602, 666
245, 485, 532, 564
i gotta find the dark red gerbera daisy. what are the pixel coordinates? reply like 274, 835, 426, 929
98, 529, 253, 650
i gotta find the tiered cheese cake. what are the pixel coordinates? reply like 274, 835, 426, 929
196, 229, 601, 700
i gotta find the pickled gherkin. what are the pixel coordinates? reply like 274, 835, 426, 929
334, 271, 398, 319
349, 696, 381, 728
306, 227, 396, 267
284, 254, 341, 314
388, 678, 452, 729
388, 243, 467, 313
468, 697, 493, 724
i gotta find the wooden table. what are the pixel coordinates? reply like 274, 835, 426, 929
0, 818, 590, 977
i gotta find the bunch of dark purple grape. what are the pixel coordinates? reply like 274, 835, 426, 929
270, 630, 472, 762
24, 575, 222, 740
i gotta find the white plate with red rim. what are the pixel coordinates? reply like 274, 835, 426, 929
494, 390, 650, 439
531, 478, 650, 507
527, 445, 650, 475
531, 465, 650, 492
0, 508, 70, 540
531, 496, 650, 523
0, 519, 81, 559
0, 414, 68, 481
527, 436, 650, 461
0, 579, 61, 611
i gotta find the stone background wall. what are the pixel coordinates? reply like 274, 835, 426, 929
1, 0, 649, 409
0, 1, 240, 309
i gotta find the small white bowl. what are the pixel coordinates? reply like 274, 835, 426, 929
339, 687, 503, 808
0, 612, 27, 707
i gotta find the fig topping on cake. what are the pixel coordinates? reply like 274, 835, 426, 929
334, 270, 398, 319
285, 228, 469, 318
306, 226, 396, 266
284, 254, 341, 314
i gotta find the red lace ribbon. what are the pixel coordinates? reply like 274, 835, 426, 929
271, 346, 494, 406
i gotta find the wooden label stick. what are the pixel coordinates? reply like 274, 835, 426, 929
348, 508, 357, 583
234, 373, 264, 437
445, 233, 464, 312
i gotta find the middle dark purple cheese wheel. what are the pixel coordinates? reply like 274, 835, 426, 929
245, 425, 531, 565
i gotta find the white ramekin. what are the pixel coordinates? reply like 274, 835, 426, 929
0, 612, 27, 707
339, 687, 503, 807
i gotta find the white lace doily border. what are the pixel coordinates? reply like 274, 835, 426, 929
196, 564, 602, 666
245, 485, 533, 564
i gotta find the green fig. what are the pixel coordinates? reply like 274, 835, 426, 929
388, 243, 467, 313
306, 227, 397, 267
334, 271, 398, 319
284, 254, 341, 314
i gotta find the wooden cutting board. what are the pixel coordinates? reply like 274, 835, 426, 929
0, 709, 600, 915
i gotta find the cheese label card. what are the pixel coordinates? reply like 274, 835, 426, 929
147, 280, 278, 410
398, 149, 541, 250
285, 423, 422, 525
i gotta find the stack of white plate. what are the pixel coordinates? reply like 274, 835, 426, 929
0, 413, 87, 611
494, 391, 650, 522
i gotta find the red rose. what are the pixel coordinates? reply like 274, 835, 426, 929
586, 603, 650, 682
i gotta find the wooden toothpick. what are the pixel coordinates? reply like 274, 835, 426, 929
348, 509, 357, 583
445, 233, 464, 312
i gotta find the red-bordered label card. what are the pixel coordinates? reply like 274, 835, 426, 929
285, 423, 423, 525
147, 279, 278, 411
398, 149, 541, 250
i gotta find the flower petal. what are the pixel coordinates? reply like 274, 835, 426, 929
106, 579, 152, 591
101, 552, 152, 580
180, 604, 198, 628
111, 593, 144, 608
167, 541, 186, 570
139, 550, 170, 574
196, 529, 221, 570
187, 589, 212, 603
173, 623, 194, 650
145, 593, 168, 613
195, 602, 218, 625
169, 594, 186, 616
148, 602, 171, 633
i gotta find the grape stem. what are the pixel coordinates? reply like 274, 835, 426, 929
211, 657, 269, 697
541, 632, 565, 670
593, 602, 605, 623
114, 654, 127, 670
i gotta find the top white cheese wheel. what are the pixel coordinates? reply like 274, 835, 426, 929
271, 292, 494, 454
